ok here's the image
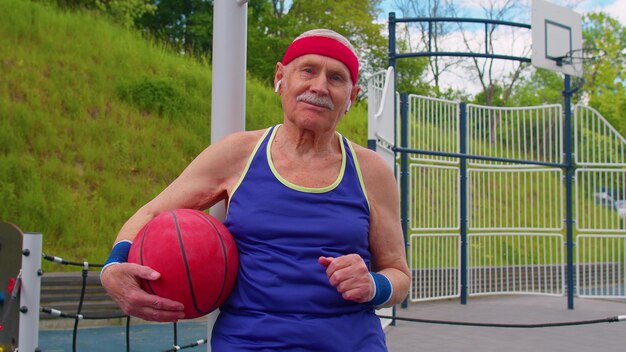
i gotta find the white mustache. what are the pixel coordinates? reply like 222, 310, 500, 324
296, 92, 334, 110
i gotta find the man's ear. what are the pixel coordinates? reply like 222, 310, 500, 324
350, 85, 361, 101
345, 85, 360, 112
274, 62, 285, 94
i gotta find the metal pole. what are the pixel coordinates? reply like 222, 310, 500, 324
367, 77, 377, 151
563, 74, 575, 310
389, 13, 407, 316
387, 12, 397, 159
388, 12, 397, 169
389, 11, 398, 159
210, 0, 248, 222
400, 92, 409, 310
18, 232, 42, 352
367, 66, 377, 151
459, 103, 468, 305
209, 0, 248, 348
210, 0, 248, 149
389, 12, 396, 70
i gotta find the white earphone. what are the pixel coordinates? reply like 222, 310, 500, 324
345, 99, 352, 112
274, 80, 282, 93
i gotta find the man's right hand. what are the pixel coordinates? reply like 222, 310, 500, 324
100, 263, 185, 322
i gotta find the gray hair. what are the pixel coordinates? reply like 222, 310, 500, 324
293, 29, 358, 61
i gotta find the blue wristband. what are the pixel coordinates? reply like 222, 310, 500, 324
369, 272, 393, 307
101, 240, 132, 277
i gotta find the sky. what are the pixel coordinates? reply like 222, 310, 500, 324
379, 0, 626, 26
376, 0, 626, 95
576, 0, 626, 24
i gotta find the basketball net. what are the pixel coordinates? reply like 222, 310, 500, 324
554, 47, 607, 78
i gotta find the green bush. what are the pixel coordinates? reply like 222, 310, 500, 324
117, 76, 185, 118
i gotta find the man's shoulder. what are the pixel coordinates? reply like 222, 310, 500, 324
201, 128, 269, 160
216, 128, 269, 151
202, 128, 270, 175
225, 128, 267, 142
349, 142, 387, 168
349, 142, 395, 186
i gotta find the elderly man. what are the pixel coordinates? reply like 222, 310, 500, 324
101, 28, 410, 350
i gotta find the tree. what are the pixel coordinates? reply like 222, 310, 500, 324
579, 12, 626, 136
246, 0, 388, 86
452, 0, 531, 146
46, 0, 156, 27
509, 68, 563, 106
507, 12, 625, 137
246, 0, 296, 84
136, 0, 214, 56
289, 0, 386, 72
458, 0, 530, 107
392, 0, 463, 90
391, 25, 431, 95
388, 0, 532, 103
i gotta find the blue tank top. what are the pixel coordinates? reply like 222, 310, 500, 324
212, 125, 387, 351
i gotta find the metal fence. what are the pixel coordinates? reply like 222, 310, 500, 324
467, 104, 563, 168
405, 93, 572, 302
468, 168, 563, 231
468, 233, 564, 296
367, 72, 626, 304
575, 105, 626, 166
577, 235, 626, 298
409, 234, 460, 301
410, 164, 459, 231
573, 105, 626, 300
576, 169, 626, 232
408, 95, 459, 165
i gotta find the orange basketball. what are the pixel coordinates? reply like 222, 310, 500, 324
128, 209, 238, 319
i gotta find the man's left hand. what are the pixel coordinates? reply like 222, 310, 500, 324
319, 254, 374, 303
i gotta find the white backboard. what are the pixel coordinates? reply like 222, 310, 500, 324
531, 0, 583, 77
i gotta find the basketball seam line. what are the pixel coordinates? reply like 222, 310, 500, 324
173, 211, 204, 315
140, 221, 157, 295
197, 212, 230, 313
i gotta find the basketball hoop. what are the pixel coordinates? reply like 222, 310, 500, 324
554, 47, 607, 67
553, 47, 607, 80
532, 0, 584, 77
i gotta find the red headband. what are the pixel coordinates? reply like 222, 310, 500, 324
282, 36, 359, 84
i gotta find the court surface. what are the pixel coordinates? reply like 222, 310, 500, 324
385, 295, 626, 352
39, 295, 626, 351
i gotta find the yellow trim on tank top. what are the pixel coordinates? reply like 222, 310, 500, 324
267, 125, 346, 194
227, 127, 273, 209
345, 140, 371, 211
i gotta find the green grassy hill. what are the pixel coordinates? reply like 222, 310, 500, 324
0, 0, 368, 269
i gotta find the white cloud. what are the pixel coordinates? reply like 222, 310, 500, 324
597, 0, 626, 25
424, 25, 532, 95
378, 0, 624, 95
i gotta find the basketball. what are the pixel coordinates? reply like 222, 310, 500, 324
128, 209, 238, 319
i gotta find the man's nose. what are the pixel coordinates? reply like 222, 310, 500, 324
308, 73, 330, 95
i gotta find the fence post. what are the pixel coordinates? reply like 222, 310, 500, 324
388, 12, 396, 71
389, 14, 405, 320
18, 232, 42, 352
400, 92, 409, 310
563, 74, 576, 310
367, 77, 377, 151
388, 11, 397, 155
459, 102, 468, 305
